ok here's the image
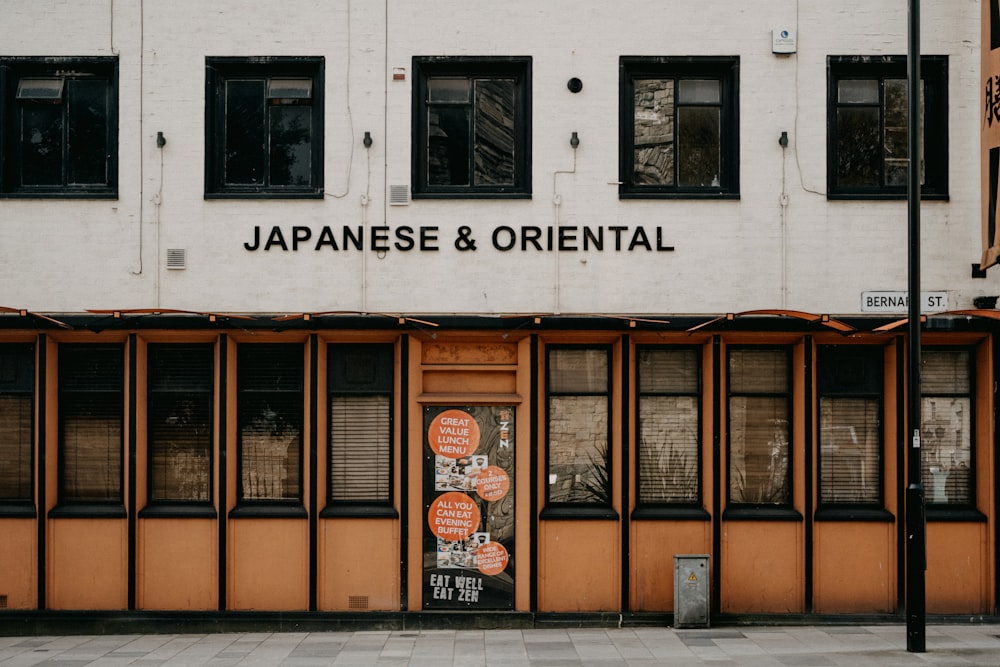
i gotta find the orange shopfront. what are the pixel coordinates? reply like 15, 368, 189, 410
0, 312, 996, 629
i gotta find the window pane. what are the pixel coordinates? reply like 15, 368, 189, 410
427, 106, 470, 186
639, 395, 698, 503
148, 345, 213, 502
549, 348, 608, 393
66, 79, 109, 186
548, 395, 608, 503
428, 78, 470, 103
638, 347, 698, 393
269, 105, 312, 186
20, 104, 63, 186
59, 345, 123, 503
473, 78, 515, 185
837, 106, 880, 187
729, 348, 788, 393
678, 79, 719, 104
677, 106, 720, 187
238, 345, 302, 502
729, 396, 789, 504
17, 78, 63, 100
0, 346, 33, 501
820, 398, 881, 503
225, 80, 266, 185
330, 395, 390, 502
882, 79, 909, 186
633, 79, 675, 186
267, 78, 311, 99
838, 79, 878, 104
922, 349, 972, 505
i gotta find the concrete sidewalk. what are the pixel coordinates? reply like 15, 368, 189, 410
2, 624, 999, 666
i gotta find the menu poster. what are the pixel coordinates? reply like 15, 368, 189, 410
423, 405, 514, 609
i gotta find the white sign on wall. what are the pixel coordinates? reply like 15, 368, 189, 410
861, 291, 949, 313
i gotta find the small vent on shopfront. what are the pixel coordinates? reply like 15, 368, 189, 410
348, 595, 369, 610
389, 185, 409, 205
0, 594, 7, 609
166, 248, 187, 270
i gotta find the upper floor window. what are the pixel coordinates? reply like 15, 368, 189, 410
636, 346, 701, 506
412, 56, 531, 198
147, 344, 214, 504
546, 346, 611, 506
727, 347, 791, 507
205, 57, 324, 198
58, 344, 124, 505
0, 344, 33, 504
620, 56, 739, 198
0, 57, 118, 198
817, 346, 883, 507
827, 55, 947, 199
921, 348, 973, 506
328, 344, 393, 507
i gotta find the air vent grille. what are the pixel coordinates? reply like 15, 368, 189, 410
166, 248, 186, 270
389, 185, 409, 206
348, 595, 369, 610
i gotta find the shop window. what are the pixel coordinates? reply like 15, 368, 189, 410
636, 346, 701, 505
0, 57, 118, 197
545, 346, 611, 506
0, 344, 33, 504
619, 56, 739, 198
817, 346, 883, 507
205, 57, 324, 198
827, 55, 947, 199
727, 347, 791, 507
57, 344, 124, 505
412, 56, 531, 198
236, 344, 303, 505
921, 348, 973, 506
147, 344, 214, 504
327, 344, 393, 507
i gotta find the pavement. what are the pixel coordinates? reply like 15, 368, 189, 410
2, 624, 1000, 666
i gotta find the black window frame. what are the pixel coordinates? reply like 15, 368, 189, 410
322, 342, 397, 517
411, 55, 532, 199
52, 343, 125, 517
827, 55, 948, 199
205, 56, 324, 199
0, 56, 118, 198
619, 56, 740, 199
142, 343, 216, 516
0, 343, 35, 515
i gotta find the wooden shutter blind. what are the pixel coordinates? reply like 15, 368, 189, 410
148, 344, 213, 502
921, 349, 972, 505
0, 345, 33, 501
59, 344, 123, 502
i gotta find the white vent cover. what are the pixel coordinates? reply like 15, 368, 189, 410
389, 184, 410, 205
166, 248, 187, 270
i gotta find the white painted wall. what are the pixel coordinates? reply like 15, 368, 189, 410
0, 0, 991, 316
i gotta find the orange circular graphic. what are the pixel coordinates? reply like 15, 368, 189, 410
475, 466, 510, 502
427, 409, 481, 459
427, 491, 481, 542
476, 541, 509, 576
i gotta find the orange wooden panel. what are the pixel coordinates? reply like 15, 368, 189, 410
421, 369, 517, 395
318, 519, 399, 611
421, 342, 518, 365
0, 519, 37, 609
229, 519, 309, 610
926, 522, 991, 614
630, 520, 711, 611
721, 521, 803, 613
537, 520, 619, 611
137, 519, 217, 610
48, 519, 127, 610
813, 522, 895, 613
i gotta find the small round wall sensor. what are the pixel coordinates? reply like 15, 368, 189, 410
567, 77, 583, 93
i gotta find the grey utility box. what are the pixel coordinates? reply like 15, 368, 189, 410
673, 554, 710, 628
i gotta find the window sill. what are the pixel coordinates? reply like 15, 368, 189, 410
320, 505, 399, 519
0, 503, 37, 518
540, 505, 619, 520
631, 506, 711, 521
814, 507, 895, 522
228, 504, 308, 519
618, 191, 740, 200
722, 506, 802, 521
0, 190, 118, 200
411, 191, 532, 200
139, 504, 218, 519
48, 503, 127, 519
926, 506, 988, 523
826, 192, 949, 202
205, 191, 324, 200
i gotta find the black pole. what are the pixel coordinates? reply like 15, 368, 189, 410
905, 0, 926, 653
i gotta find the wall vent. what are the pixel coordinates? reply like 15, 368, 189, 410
389, 185, 409, 206
348, 595, 369, 610
166, 248, 187, 270
0, 594, 7, 609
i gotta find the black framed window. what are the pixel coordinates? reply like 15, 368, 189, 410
58, 344, 124, 504
817, 346, 883, 507
0, 344, 34, 503
328, 344, 393, 505
237, 344, 303, 505
546, 346, 611, 506
921, 348, 973, 506
147, 344, 214, 504
412, 56, 531, 198
636, 346, 701, 505
827, 55, 947, 199
727, 347, 791, 507
205, 57, 324, 198
0, 57, 118, 197
620, 56, 739, 198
